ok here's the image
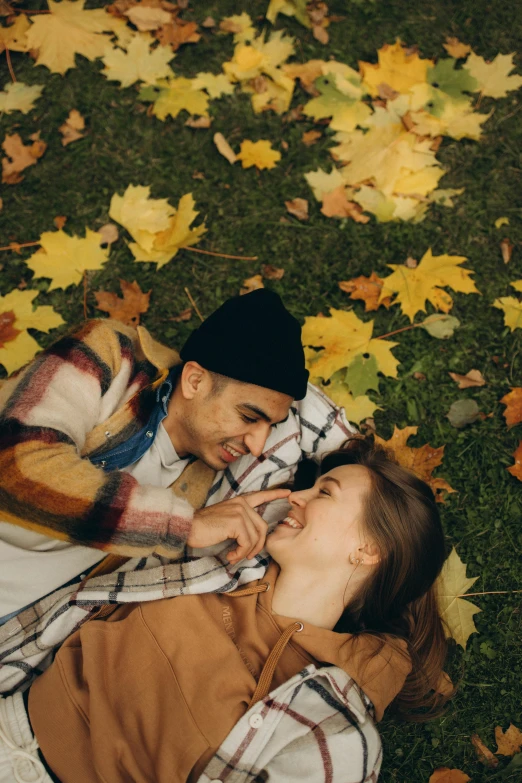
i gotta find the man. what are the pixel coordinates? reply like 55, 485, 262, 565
0, 289, 355, 625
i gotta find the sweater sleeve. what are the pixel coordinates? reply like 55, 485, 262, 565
295, 382, 358, 463
0, 320, 193, 556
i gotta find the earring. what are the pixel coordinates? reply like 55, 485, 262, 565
349, 553, 362, 566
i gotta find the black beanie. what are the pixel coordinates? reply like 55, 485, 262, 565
179, 289, 309, 400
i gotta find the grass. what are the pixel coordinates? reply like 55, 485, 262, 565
1, 0, 522, 779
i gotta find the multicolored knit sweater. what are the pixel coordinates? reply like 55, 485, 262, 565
0, 318, 355, 558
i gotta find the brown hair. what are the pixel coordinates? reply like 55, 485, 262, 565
319, 438, 451, 720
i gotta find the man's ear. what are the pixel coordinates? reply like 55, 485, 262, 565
180, 361, 208, 400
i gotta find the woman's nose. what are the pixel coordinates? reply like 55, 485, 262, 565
288, 491, 307, 508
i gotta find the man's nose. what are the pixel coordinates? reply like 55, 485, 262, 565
244, 423, 271, 458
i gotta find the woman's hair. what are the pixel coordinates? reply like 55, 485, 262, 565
319, 437, 451, 721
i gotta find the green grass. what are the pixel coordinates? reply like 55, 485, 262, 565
1, 0, 522, 779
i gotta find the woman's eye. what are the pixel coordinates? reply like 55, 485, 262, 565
319, 488, 330, 496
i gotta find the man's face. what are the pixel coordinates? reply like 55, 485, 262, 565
176, 365, 293, 470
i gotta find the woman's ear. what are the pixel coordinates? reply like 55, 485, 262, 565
358, 541, 380, 566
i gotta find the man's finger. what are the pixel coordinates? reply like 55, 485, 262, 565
243, 488, 291, 509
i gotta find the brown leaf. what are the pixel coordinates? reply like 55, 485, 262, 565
192, 171, 205, 180
302, 129, 322, 146
377, 83, 400, 101
285, 197, 308, 221
471, 734, 498, 768
501, 387, 522, 427
321, 186, 370, 223
213, 132, 237, 164
0, 0, 14, 15
94, 280, 151, 326
201, 16, 216, 28
283, 104, 306, 123
155, 19, 200, 50
500, 238, 513, 264
185, 115, 212, 128
0, 310, 21, 348
312, 24, 328, 44
507, 442, 522, 481
171, 306, 192, 322
219, 18, 243, 34
413, 371, 427, 381
97, 223, 119, 246
405, 255, 418, 268
429, 768, 471, 783
495, 724, 522, 756
448, 369, 486, 389
283, 61, 324, 94
53, 215, 67, 230
240, 275, 264, 295
261, 264, 285, 280
338, 272, 391, 312
443, 37, 472, 58
1, 132, 47, 184
58, 110, 85, 147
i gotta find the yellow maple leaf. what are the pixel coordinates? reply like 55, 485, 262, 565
511, 280, 522, 292
436, 547, 481, 648
359, 40, 433, 97
192, 72, 235, 99
151, 77, 209, 120
305, 167, 345, 201
302, 308, 399, 382
249, 72, 295, 114
101, 33, 174, 88
380, 248, 479, 322
443, 37, 471, 59
0, 289, 65, 376
236, 139, 281, 170
109, 184, 175, 252
465, 52, 522, 98
26, 228, 110, 290
0, 15, 31, 53
493, 296, 522, 331
219, 12, 256, 43
223, 30, 294, 82
26, 0, 116, 75
0, 83, 44, 115
130, 193, 206, 269
374, 425, 455, 501
320, 376, 380, 424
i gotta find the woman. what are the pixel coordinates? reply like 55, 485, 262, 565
0, 440, 451, 783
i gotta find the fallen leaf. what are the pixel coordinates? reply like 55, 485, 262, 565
0, 289, 65, 376
124, 4, 171, 32
219, 12, 255, 42
302, 308, 399, 382
185, 115, 212, 128
321, 186, 369, 223
171, 306, 192, 322
26, 228, 110, 290
213, 132, 237, 164
495, 724, 522, 756
493, 296, 522, 331
312, 24, 328, 45
285, 197, 308, 221
192, 72, 235, 99
2, 132, 47, 184
319, 373, 380, 425
495, 216, 509, 228
201, 16, 216, 28
429, 768, 471, 783
374, 425, 455, 502
436, 547, 481, 648
102, 35, 175, 88
339, 272, 392, 312
261, 264, 285, 280
302, 129, 322, 146
97, 223, 119, 245
447, 399, 480, 428
53, 216, 67, 230
471, 733, 498, 768
26, 0, 116, 75
465, 51, 522, 98
501, 388, 522, 427
443, 37, 472, 59
236, 139, 281, 170
421, 313, 460, 339
380, 248, 479, 322
448, 369, 486, 388
58, 109, 85, 146
94, 279, 151, 326
305, 166, 345, 201
413, 371, 426, 381
0, 82, 44, 114
0, 15, 31, 53
240, 275, 264, 295
500, 238, 513, 264
359, 40, 433, 97
405, 256, 418, 269
155, 19, 201, 50
344, 353, 380, 396
508, 442, 522, 481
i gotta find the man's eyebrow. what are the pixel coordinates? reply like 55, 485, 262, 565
320, 476, 342, 490
239, 404, 290, 426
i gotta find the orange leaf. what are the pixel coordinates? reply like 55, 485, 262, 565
0, 310, 21, 348
429, 768, 471, 783
507, 441, 522, 481
2, 132, 47, 184
94, 279, 151, 326
156, 20, 200, 51
495, 723, 522, 756
240, 275, 264, 295
501, 387, 522, 427
285, 198, 309, 221
339, 272, 391, 312
471, 733, 498, 768
302, 130, 322, 146
53, 215, 67, 230
321, 186, 369, 223
374, 425, 456, 502
448, 369, 486, 389
500, 238, 514, 264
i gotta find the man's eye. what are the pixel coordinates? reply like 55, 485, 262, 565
241, 415, 257, 424
319, 488, 330, 496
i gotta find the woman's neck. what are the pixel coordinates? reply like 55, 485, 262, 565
271, 564, 367, 630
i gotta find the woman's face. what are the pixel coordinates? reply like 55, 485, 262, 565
266, 464, 375, 573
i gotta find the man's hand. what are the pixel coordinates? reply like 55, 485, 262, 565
187, 489, 291, 564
